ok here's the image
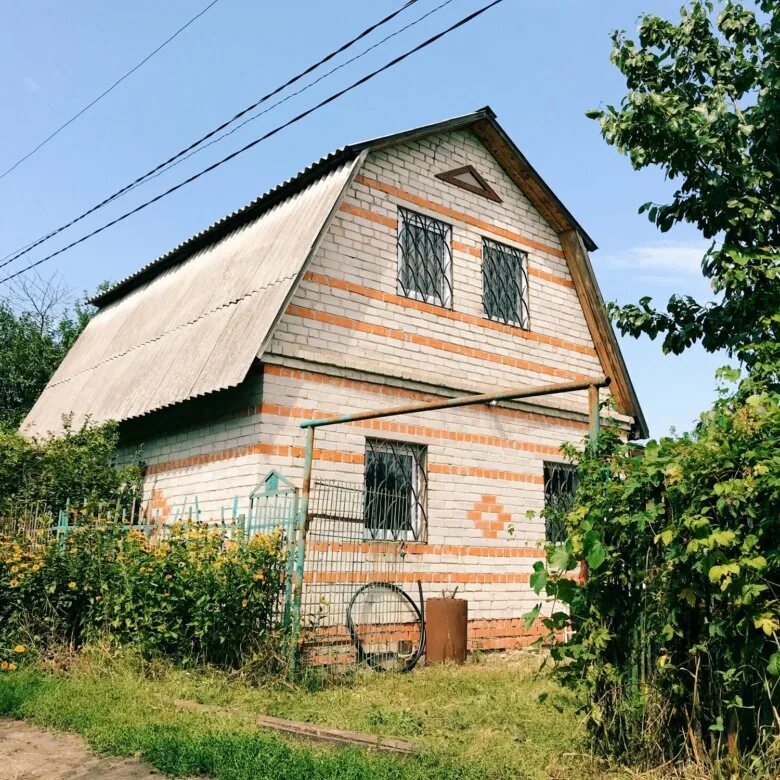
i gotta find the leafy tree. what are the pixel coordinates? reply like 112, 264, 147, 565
529, 390, 780, 772
0, 274, 99, 430
526, 3, 780, 773
587, 0, 779, 386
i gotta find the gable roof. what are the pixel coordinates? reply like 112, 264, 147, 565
20, 158, 364, 437
21, 107, 647, 439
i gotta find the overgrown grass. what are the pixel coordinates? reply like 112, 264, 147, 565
0, 648, 628, 779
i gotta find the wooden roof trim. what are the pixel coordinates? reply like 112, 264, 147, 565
559, 229, 648, 439
470, 116, 597, 251
435, 165, 502, 202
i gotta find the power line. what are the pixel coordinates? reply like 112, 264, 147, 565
109, 0, 456, 197
0, 0, 225, 182
0, 0, 423, 271
0, 0, 506, 287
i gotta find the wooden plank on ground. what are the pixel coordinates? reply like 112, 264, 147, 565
172, 699, 413, 755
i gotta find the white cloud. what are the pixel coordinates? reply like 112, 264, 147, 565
24, 76, 40, 93
602, 244, 709, 277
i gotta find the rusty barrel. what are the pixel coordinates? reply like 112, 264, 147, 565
425, 598, 468, 664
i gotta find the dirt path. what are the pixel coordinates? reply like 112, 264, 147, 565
0, 719, 172, 779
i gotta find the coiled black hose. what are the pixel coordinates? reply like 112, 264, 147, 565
346, 580, 426, 672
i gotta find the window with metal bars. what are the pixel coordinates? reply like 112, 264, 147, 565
363, 439, 427, 541
397, 208, 452, 308
482, 237, 529, 327
543, 462, 579, 544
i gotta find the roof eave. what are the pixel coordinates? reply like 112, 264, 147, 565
90, 147, 358, 308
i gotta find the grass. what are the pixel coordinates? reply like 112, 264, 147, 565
0, 648, 629, 779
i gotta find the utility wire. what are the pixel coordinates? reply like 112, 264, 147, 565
0, 0, 422, 271
0, 0, 225, 182
0, 0, 506, 287
111, 0, 456, 197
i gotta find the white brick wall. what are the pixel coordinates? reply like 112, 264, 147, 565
115, 128, 620, 644
268, 128, 612, 418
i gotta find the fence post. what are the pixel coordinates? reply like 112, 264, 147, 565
287, 426, 315, 675
57, 500, 69, 547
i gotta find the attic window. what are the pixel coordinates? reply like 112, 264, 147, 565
397, 208, 452, 308
435, 165, 502, 202
482, 238, 529, 328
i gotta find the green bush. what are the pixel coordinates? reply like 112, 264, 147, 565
528, 388, 780, 773
0, 419, 141, 518
1, 522, 288, 668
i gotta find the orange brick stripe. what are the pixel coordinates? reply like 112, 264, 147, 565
305, 540, 543, 559
260, 401, 566, 457
305, 570, 531, 585
353, 174, 567, 259
432, 240, 576, 291
310, 622, 421, 647
309, 618, 549, 646
145, 440, 541, 484
304, 620, 550, 664
468, 617, 543, 638
302, 272, 596, 357
263, 364, 589, 432
145, 443, 363, 476
529, 266, 576, 289
286, 305, 589, 382
338, 202, 396, 229
430, 463, 543, 485
452, 240, 481, 257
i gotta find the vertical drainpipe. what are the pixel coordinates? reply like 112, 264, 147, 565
588, 384, 600, 447
581, 384, 601, 588
289, 426, 315, 674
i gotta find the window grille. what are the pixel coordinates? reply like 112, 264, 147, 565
482, 238, 529, 327
363, 439, 427, 541
543, 462, 579, 544
397, 208, 452, 308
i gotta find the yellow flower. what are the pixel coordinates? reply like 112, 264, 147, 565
12, 644, 26, 654
253, 572, 264, 582
9, 579, 18, 587
0, 661, 8, 670
8, 663, 16, 671
241, 599, 248, 608
68, 581, 77, 590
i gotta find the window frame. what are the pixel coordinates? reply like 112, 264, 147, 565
542, 461, 579, 544
362, 438, 428, 542
481, 237, 529, 329
397, 207, 453, 309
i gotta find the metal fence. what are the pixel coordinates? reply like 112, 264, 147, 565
299, 478, 424, 669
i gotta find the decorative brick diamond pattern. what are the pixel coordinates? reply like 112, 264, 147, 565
467, 494, 513, 539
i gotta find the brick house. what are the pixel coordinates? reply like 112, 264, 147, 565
22, 107, 646, 653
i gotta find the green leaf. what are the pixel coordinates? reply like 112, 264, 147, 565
549, 546, 572, 571
708, 563, 740, 582
523, 604, 541, 630
529, 561, 547, 595
586, 541, 607, 570
554, 577, 578, 605
680, 588, 696, 606
709, 530, 737, 547
767, 653, 780, 677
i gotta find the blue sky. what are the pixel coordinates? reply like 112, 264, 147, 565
1, 0, 729, 436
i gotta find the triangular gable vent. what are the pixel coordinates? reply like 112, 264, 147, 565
435, 164, 502, 203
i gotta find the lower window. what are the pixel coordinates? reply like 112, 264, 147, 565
543, 462, 579, 543
363, 439, 427, 541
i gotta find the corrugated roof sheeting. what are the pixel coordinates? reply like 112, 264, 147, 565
21, 159, 359, 437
